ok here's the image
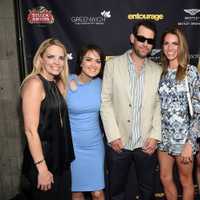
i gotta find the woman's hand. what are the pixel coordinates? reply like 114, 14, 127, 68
181, 142, 193, 164
37, 162, 54, 191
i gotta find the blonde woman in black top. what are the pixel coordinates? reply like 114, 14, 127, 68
21, 38, 74, 200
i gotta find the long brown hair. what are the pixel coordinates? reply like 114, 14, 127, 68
198, 57, 200, 72
160, 26, 189, 80
21, 38, 69, 92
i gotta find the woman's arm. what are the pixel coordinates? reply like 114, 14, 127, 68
188, 66, 200, 141
181, 67, 200, 162
21, 76, 54, 191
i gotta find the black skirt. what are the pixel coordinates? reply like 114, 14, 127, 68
25, 168, 72, 200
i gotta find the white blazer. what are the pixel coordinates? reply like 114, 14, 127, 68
100, 50, 162, 146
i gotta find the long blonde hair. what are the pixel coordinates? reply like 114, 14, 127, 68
198, 56, 200, 72
21, 38, 69, 92
161, 26, 189, 80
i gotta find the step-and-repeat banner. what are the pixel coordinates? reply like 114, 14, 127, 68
16, 0, 200, 199
17, 0, 200, 77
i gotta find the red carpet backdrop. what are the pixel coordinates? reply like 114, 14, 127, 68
16, 0, 200, 79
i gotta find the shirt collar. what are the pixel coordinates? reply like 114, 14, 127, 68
127, 50, 145, 73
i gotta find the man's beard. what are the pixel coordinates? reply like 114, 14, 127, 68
134, 47, 152, 59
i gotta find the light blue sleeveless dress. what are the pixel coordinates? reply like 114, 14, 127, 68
66, 74, 105, 191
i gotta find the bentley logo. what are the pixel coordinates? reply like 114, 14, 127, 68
184, 9, 200, 16
101, 11, 111, 18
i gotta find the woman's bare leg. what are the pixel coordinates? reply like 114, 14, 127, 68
91, 190, 104, 200
158, 151, 177, 200
176, 156, 194, 200
72, 192, 85, 200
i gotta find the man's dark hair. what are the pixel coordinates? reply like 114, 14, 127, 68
132, 20, 157, 39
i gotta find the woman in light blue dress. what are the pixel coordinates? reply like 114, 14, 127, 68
66, 44, 105, 200
158, 27, 200, 200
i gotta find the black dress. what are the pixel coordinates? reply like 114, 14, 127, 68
22, 74, 75, 200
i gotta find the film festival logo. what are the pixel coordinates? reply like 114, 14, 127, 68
178, 8, 200, 26
71, 10, 111, 25
67, 53, 73, 60
27, 6, 54, 24
101, 11, 111, 18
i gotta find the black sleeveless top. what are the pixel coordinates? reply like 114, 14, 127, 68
22, 74, 74, 179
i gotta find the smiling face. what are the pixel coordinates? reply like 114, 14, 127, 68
80, 50, 102, 79
163, 33, 179, 67
131, 25, 155, 59
40, 45, 65, 80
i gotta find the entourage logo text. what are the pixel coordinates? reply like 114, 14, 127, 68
128, 13, 164, 21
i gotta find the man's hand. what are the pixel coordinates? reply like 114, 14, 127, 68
142, 138, 157, 155
110, 138, 123, 153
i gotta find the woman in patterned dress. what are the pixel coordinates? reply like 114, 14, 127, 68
158, 27, 200, 200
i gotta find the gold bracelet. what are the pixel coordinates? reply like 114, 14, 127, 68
34, 159, 44, 165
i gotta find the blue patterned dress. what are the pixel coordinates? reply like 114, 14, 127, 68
158, 65, 200, 155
